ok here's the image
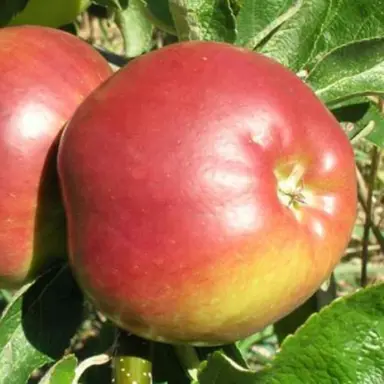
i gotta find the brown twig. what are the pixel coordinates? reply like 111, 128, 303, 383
356, 166, 384, 254
345, 244, 381, 256
358, 147, 381, 287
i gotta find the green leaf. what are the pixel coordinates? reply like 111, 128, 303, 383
236, 326, 275, 355
199, 283, 384, 383
39, 355, 77, 384
257, 283, 384, 383
357, 100, 384, 148
0, 266, 84, 384
0, 0, 29, 26
331, 100, 370, 124
92, 0, 129, 10
0, 290, 11, 315
275, 274, 336, 345
140, 0, 176, 35
169, 0, 237, 42
308, 38, 384, 106
330, 96, 384, 148
198, 344, 248, 370
260, 0, 384, 72
330, 98, 375, 141
115, 0, 154, 58
0, 284, 49, 384
59, 23, 79, 36
235, 0, 300, 49
198, 352, 254, 384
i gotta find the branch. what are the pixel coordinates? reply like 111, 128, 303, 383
357, 148, 381, 287
356, 165, 384, 254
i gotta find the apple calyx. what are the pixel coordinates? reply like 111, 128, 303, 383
276, 163, 307, 212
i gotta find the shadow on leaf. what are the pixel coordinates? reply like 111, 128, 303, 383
21, 264, 84, 359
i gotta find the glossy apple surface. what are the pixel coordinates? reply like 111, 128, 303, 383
10, 0, 90, 28
58, 41, 357, 345
0, 26, 112, 288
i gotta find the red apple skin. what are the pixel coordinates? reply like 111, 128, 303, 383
0, 26, 112, 288
58, 41, 357, 345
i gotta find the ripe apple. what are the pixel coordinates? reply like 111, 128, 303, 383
0, 25, 112, 288
9, 0, 90, 28
58, 41, 357, 345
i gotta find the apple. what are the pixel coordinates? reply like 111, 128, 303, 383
0, 25, 112, 289
58, 41, 357, 345
9, 0, 90, 28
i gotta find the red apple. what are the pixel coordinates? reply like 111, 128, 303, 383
58, 42, 357, 345
0, 25, 112, 289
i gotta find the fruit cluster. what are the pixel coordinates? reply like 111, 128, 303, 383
0, 25, 357, 346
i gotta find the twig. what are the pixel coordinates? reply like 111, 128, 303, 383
345, 244, 381, 256
359, 147, 380, 287
356, 166, 384, 254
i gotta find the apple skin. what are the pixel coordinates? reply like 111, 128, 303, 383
58, 41, 357, 345
0, 26, 112, 289
9, 0, 90, 28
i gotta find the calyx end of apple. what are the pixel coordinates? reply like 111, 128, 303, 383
276, 163, 307, 215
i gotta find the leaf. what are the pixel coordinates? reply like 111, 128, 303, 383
274, 274, 336, 345
92, 0, 129, 10
235, 0, 301, 49
198, 283, 384, 383
330, 96, 384, 148
0, 265, 84, 384
168, 0, 237, 42
59, 23, 79, 36
236, 326, 275, 356
198, 352, 255, 384
115, 0, 154, 58
331, 99, 370, 124
197, 344, 248, 370
308, 38, 384, 106
257, 283, 384, 383
0, 290, 11, 315
0, 284, 49, 384
140, 0, 177, 34
39, 355, 77, 384
260, 0, 384, 72
357, 99, 384, 148
0, 0, 29, 26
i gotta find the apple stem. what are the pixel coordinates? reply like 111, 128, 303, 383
173, 344, 201, 381
112, 331, 154, 384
